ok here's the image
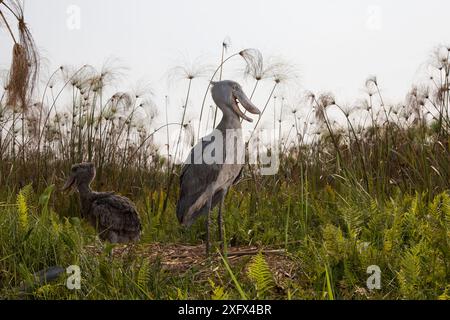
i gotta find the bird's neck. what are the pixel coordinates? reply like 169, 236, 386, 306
77, 183, 92, 197
77, 183, 93, 217
216, 106, 242, 133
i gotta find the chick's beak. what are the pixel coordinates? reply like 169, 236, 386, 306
62, 174, 76, 191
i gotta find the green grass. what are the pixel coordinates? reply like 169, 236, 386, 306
0, 175, 448, 300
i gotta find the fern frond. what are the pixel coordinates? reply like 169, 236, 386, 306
397, 243, 424, 299
247, 252, 275, 299
438, 285, 450, 300
16, 185, 32, 231
176, 288, 188, 299
322, 224, 347, 261
209, 279, 230, 300
342, 206, 363, 240
137, 259, 150, 291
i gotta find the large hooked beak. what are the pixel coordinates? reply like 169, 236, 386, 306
232, 87, 261, 122
62, 174, 76, 191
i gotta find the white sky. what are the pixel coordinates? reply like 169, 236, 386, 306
1, 0, 450, 148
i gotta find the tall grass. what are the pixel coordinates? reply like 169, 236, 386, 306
0, 176, 448, 299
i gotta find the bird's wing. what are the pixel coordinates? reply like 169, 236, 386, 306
90, 193, 141, 233
177, 138, 223, 225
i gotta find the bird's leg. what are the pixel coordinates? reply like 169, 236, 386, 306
218, 196, 224, 252
205, 196, 213, 257
218, 189, 228, 253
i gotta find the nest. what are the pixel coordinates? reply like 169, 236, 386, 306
85, 243, 298, 285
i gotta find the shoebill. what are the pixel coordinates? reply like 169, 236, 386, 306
176, 80, 260, 255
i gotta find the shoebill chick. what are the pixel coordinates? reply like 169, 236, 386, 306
63, 162, 141, 243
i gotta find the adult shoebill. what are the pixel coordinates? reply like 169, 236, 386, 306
176, 80, 261, 255
63, 162, 142, 243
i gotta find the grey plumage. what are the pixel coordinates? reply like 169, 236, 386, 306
63, 162, 141, 243
176, 80, 260, 255
177, 139, 222, 227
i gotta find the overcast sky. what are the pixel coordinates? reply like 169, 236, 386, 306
1, 0, 450, 142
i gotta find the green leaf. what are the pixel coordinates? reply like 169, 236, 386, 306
219, 251, 247, 300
